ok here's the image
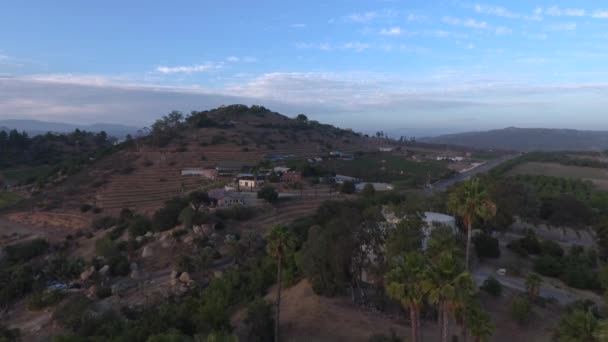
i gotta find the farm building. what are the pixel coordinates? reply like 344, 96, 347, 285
378, 147, 394, 152
216, 161, 253, 177
355, 182, 394, 192
180, 168, 217, 180
237, 174, 265, 189
281, 171, 302, 183
208, 189, 255, 208
334, 174, 360, 184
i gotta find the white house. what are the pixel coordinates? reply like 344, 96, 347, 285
237, 174, 265, 189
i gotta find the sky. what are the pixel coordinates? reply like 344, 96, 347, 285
1, 0, 608, 136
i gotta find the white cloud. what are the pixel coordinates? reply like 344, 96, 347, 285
474, 4, 520, 18
155, 62, 223, 74
549, 22, 577, 31
463, 19, 487, 29
543, 6, 585, 17
592, 10, 608, 18
226, 56, 240, 62
344, 10, 397, 23
524, 32, 548, 40
341, 42, 370, 52
495, 26, 512, 35
442, 16, 461, 25
407, 13, 426, 22
379, 27, 402, 36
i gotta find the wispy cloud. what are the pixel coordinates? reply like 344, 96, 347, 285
469, 3, 542, 20
592, 10, 608, 19
542, 6, 585, 17
290, 23, 307, 28
156, 62, 223, 74
379, 27, 402, 36
344, 9, 396, 23
442, 16, 509, 34
548, 22, 577, 31
295, 42, 370, 52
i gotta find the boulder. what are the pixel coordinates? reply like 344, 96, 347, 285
80, 266, 96, 281
99, 265, 110, 276
178, 272, 191, 283
193, 225, 203, 235
183, 235, 194, 245
170, 270, 178, 287
213, 270, 223, 279
145, 231, 153, 237
111, 282, 127, 296
141, 245, 153, 257
86, 285, 97, 299
161, 240, 172, 249
135, 236, 144, 243
130, 263, 140, 279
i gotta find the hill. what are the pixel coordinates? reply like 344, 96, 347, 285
420, 127, 608, 152
0, 119, 139, 138
11, 105, 398, 213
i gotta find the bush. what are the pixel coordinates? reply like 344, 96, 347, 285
53, 295, 93, 332
216, 206, 256, 221
5, 238, 49, 263
107, 225, 126, 240
340, 181, 356, 194
109, 255, 130, 276
92, 216, 118, 230
95, 237, 118, 258
510, 296, 532, 326
533, 255, 562, 277
480, 276, 502, 297
80, 204, 93, 212
245, 297, 274, 342
473, 234, 501, 259
96, 286, 112, 299
361, 183, 376, 197
257, 186, 279, 204
27, 290, 65, 310
128, 215, 151, 238
540, 240, 564, 258
153, 197, 189, 231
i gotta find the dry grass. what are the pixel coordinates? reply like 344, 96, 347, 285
509, 162, 608, 190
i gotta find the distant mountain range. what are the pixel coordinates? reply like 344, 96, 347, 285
0, 119, 140, 138
420, 127, 608, 152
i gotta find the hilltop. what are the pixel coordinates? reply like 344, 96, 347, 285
420, 127, 608, 152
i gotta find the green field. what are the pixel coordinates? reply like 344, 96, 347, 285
0, 192, 24, 209
323, 153, 453, 186
508, 162, 608, 190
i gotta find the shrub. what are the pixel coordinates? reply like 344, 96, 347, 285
80, 204, 93, 212
340, 181, 356, 194
96, 286, 112, 299
128, 215, 151, 238
245, 297, 274, 342
53, 295, 93, 332
92, 216, 118, 230
177, 255, 195, 273
95, 237, 118, 258
473, 234, 501, 259
361, 183, 376, 197
257, 185, 279, 204
540, 240, 564, 258
92, 207, 103, 214
153, 197, 189, 231
5, 238, 49, 263
27, 290, 65, 310
533, 255, 562, 277
109, 255, 130, 276
510, 296, 532, 326
215, 206, 256, 221
107, 225, 126, 240
480, 276, 502, 297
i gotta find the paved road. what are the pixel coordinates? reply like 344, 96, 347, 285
473, 266, 603, 305
429, 154, 520, 192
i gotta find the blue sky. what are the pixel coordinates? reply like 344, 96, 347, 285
1, 0, 608, 136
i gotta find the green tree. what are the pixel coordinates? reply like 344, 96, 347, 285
266, 225, 296, 342
525, 273, 542, 300
465, 302, 494, 342
361, 183, 376, 197
246, 297, 275, 342
554, 309, 598, 342
385, 253, 427, 342
447, 178, 496, 269
510, 296, 532, 326
258, 186, 279, 204
340, 181, 356, 194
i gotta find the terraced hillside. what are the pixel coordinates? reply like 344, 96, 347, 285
38, 105, 393, 214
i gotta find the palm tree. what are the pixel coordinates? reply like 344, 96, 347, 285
266, 225, 296, 342
525, 273, 542, 300
447, 178, 496, 269
554, 309, 598, 342
424, 251, 475, 342
385, 253, 427, 342
595, 320, 608, 341
465, 302, 494, 342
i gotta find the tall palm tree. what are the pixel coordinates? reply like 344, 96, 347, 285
266, 225, 296, 342
525, 273, 542, 300
554, 309, 598, 342
424, 251, 475, 342
385, 253, 427, 342
447, 178, 496, 269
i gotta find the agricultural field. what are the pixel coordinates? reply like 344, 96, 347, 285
322, 152, 454, 186
0, 192, 23, 209
508, 162, 608, 190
